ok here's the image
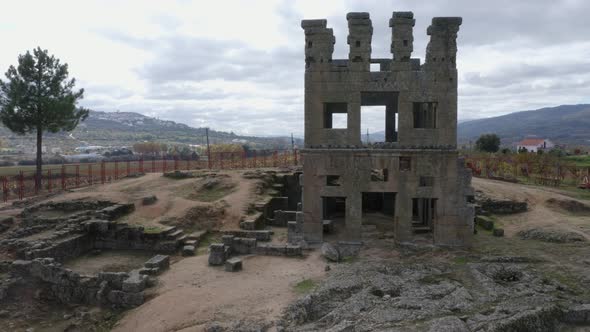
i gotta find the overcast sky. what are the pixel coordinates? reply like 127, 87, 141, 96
1, 0, 589, 136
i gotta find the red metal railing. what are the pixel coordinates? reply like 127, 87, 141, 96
0, 149, 299, 202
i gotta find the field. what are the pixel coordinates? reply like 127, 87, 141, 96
565, 154, 590, 167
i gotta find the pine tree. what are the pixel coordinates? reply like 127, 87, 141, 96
0, 47, 88, 186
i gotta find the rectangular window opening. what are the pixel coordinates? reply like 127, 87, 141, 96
324, 102, 348, 129
413, 102, 438, 129
326, 175, 341, 186
361, 105, 385, 142
419, 176, 434, 187
371, 168, 388, 182
399, 157, 411, 171
360, 92, 398, 143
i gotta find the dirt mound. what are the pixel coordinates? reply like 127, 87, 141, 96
163, 200, 228, 232
174, 176, 236, 203
546, 198, 590, 214
517, 228, 587, 243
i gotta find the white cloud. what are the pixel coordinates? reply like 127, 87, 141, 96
1, 0, 589, 135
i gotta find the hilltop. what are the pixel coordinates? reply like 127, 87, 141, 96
0, 110, 301, 152
458, 104, 590, 146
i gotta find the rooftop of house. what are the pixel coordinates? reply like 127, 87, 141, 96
518, 138, 547, 146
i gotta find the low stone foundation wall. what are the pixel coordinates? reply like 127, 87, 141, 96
23, 234, 94, 261
221, 230, 272, 241
271, 210, 297, 227
90, 220, 180, 253
480, 199, 527, 214
209, 234, 302, 267
255, 243, 302, 256
8, 255, 169, 308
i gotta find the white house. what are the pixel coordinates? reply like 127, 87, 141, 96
516, 138, 555, 152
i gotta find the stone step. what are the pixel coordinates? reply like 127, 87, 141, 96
222, 229, 272, 241
161, 226, 178, 235
225, 257, 243, 272
187, 230, 207, 241
167, 229, 184, 239
176, 234, 188, 243
184, 239, 197, 246
254, 203, 267, 212
412, 226, 432, 234
182, 245, 196, 256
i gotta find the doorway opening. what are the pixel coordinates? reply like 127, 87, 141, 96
412, 198, 437, 234
362, 192, 396, 238
322, 196, 346, 236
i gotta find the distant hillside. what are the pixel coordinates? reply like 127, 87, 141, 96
0, 110, 302, 152
458, 104, 590, 147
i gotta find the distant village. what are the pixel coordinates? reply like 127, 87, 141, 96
0, 137, 266, 167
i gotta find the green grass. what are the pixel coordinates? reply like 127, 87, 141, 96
540, 268, 585, 296
143, 225, 163, 234
196, 232, 221, 255
193, 185, 236, 202
340, 255, 359, 264
564, 155, 590, 167
294, 278, 317, 294
453, 256, 468, 265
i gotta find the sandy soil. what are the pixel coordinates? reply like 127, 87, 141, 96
63, 250, 155, 275
27, 171, 258, 231
113, 252, 326, 332
473, 177, 590, 240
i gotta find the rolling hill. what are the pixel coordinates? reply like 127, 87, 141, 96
458, 104, 590, 147
0, 110, 302, 152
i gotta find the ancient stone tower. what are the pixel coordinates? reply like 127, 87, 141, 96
298, 12, 474, 247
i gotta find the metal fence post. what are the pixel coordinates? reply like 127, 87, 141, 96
101, 161, 106, 184
2, 177, 8, 202
61, 165, 66, 190
47, 170, 52, 193
75, 165, 80, 188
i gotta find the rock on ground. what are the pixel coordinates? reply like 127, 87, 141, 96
517, 228, 586, 243
278, 261, 587, 332
321, 243, 339, 262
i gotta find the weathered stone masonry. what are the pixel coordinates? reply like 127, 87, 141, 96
298, 12, 474, 246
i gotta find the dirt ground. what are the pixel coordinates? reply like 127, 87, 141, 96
32, 171, 258, 231
2, 173, 589, 331
63, 250, 155, 275
112, 252, 326, 332
473, 177, 590, 240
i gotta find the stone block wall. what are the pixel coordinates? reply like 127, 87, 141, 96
10, 258, 153, 308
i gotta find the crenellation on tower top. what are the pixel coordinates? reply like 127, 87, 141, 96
390, 11, 415, 67
301, 19, 335, 70
425, 17, 462, 70
346, 12, 373, 71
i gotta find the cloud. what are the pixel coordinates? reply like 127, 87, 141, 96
3, 0, 589, 136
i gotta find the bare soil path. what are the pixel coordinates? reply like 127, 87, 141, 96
473, 177, 590, 239
113, 252, 326, 332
